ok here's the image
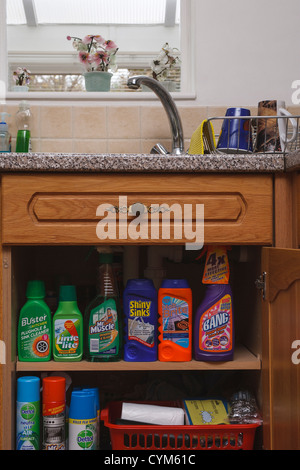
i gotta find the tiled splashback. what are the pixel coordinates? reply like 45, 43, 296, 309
5, 104, 300, 154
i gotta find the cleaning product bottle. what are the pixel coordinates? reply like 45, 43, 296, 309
18, 280, 52, 362
69, 390, 97, 450
158, 279, 192, 362
194, 246, 235, 361
123, 279, 158, 362
85, 248, 122, 362
82, 387, 100, 449
16, 100, 32, 152
0, 112, 11, 152
42, 376, 66, 450
53, 285, 83, 361
16, 376, 40, 450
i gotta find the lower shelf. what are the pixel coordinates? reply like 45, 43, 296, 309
16, 345, 261, 371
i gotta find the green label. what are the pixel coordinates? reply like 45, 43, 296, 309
88, 299, 119, 357
16, 400, 40, 450
19, 312, 51, 360
54, 318, 81, 358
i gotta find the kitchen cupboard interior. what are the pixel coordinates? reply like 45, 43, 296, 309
3, 243, 263, 450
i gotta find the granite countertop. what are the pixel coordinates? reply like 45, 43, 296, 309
0, 152, 286, 173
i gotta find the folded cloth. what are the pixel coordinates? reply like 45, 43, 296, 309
188, 120, 216, 155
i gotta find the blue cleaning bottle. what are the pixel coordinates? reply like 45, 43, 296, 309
123, 279, 158, 362
69, 390, 97, 450
16, 376, 40, 450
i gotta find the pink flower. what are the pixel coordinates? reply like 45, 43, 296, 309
104, 40, 118, 51
93, 51, 108, 65
94, 35, 105, 45
82, 35, 93, 45
79, 51, 90, 63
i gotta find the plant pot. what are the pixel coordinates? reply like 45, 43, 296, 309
84, 71, 113, 92
12, 85, 29, 92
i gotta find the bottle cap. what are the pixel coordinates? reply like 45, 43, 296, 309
99, 253, 113, 264
42, 376, 66, 403
17, 376, 40, 402
69, 390, 97, 420
125, 279, 155, 290
160, 279, 190, 289
82, 387, 100, 410
59, 285, 77, 301
26, 280, 45, 299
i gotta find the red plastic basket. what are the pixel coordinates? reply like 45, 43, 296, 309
100, 401, 260, 451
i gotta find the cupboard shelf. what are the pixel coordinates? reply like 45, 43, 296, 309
16, 345, 261, 372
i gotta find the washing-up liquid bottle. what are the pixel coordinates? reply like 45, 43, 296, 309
0, 112, 11, 152
123, 279, 158, 362
16, 100, 32, 152
194, 246, 235, 361
158, 279, 192, 362
18, 280, 52, 362
85, 247, 122, 362
53, 285, 83, 361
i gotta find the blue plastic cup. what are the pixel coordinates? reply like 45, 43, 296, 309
217, 108, 253, 153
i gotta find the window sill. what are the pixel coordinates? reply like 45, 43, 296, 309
5, 90, 197, 102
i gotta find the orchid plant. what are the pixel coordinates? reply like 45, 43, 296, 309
13, 67, 31, 86
67, 34, 118, 73
151, 43, 181, 81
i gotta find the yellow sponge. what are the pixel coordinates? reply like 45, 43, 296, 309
188, 120, 216, 155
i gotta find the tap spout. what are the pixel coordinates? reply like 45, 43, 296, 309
127, 76, 184, 155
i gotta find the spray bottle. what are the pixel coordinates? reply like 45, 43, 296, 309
16, 376, 40, 450
85, 247, 122, 362
16, 101, 32, 152
42, 376, 66, 450
0, 112, 11, 152
194, 246, 235, 361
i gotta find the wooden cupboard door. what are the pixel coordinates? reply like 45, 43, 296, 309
1, 173, 273, 245
262, 247, 300, 450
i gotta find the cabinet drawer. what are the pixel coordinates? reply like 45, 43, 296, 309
1, 173, 273, 245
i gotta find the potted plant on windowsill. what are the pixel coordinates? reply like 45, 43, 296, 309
151, 43, 181, 92
12, 67, 30, 92
67, 34, 118, 92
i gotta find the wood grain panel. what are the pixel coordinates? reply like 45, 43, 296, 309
1, 173, 273, 245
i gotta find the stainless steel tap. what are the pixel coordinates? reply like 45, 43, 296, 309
127, 76, 185, 155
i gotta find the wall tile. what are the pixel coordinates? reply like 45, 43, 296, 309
40, 106, 72, 138
107, 106, 141, 139
73, 139, 107, 154
73, 106, 107, 139
108, 139, 141, 154
141, 107, 170, 140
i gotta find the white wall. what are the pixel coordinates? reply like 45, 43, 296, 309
194, 0, 300, 106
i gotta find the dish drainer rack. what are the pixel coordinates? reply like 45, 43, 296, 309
205, 114, 300, 155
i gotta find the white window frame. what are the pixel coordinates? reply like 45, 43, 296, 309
1, 0, 196, 102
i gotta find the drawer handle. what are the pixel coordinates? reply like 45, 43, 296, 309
106, 203, 171, 215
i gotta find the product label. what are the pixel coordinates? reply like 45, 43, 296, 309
161, 296, 189, 348
199, 294, 233, 352
128, 300, 154, 347
42, 406, 66, 450
202, 246, 230, 284
88, 299, 119, 357
54, 319, 80, 357
69, 418, 97, 450
16, 400, 40, 450
19, 313, 50, 360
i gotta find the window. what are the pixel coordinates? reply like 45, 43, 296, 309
6, 0, 188, 94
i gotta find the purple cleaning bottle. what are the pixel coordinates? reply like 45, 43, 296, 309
123, 279, 158, 362
194, 283, 234, 362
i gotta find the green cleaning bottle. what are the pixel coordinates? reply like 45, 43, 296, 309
53, 285, 83, 362
85, 248, 122, 362
16, 100, 32, 153
18, 280, 52, 362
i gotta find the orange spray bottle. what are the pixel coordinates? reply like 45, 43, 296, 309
158, 279, 192, 361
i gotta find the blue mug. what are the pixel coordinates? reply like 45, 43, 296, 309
217, 108, 253, 153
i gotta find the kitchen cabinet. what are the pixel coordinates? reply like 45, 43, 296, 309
0, 168, 298, 450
